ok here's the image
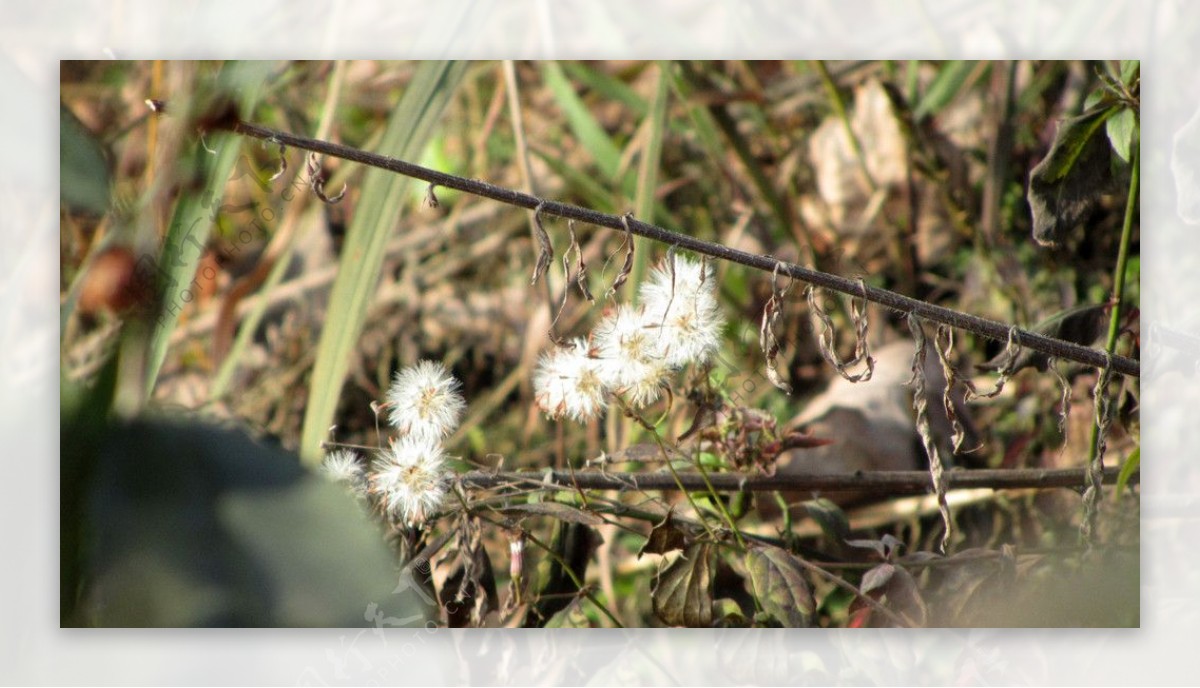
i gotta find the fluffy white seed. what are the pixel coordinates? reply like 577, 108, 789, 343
593, 304, 671, 408
386, 360, 466, 440
533, 338, 608, 422
369, 435, 449, 526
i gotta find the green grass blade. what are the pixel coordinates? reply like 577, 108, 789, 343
1115, 446, 1139, 499
144, 61, 276, 400
630, 61, 671, 298
298, 60, 467, 464
541, 61, 623, 180
914, 60, 977, 121
210, 62, 349, 402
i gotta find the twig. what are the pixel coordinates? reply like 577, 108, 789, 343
460, 466, 1134, 494
217, 116, 1139, 378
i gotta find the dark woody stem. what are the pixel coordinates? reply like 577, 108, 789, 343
222, 117, 1139, 379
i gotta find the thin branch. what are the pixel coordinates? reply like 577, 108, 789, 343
220, 117, 1139, 378
459, 466, 1135, 494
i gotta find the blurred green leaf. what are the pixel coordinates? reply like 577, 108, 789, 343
1106, 107, 1137, 163
1115, 446, 1140, 498
145, 61, 276, 399
540, 61, 623, 179
743, 543, 813, 628
1120, 60, 1139, 85
914, 60, 976, 121
652, 542, 714, 626
544, 597, 594, 627
77, 418, 428, 627
562, 61, 647, 116
300, 60, 467, 464
60, 104, 111, 215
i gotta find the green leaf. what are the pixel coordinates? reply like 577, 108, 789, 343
1027, 106, 1118, 245
1115, 446, 1140, 497
540, 61, 623, 179
299, 61, 467, 464
60, 104, 111, 215
144, 61, 276, 399
914, 60, 977, 121
562, 61, 648, 117
652, 542, 714, 627
78, 418, 428, 627
743, 544, 814, 628
1107, 107, 1137, 163
1120, 60, 1139, 85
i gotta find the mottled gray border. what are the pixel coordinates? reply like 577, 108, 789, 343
9, 0, 1193, 683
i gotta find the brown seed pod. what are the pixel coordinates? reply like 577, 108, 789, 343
77, 246, 147, 316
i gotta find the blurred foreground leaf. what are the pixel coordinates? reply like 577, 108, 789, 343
70, 418, 427, 627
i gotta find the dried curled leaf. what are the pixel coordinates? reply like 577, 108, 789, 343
529, 202, 554, 286
978, 303, 1111, 374
806, 281, 875, 384
1082, 352, 1115, 545
759, 262, 793, 394
569, 220, 594, 302
306, 153, 347, 204
933, 326, 970, 453
605, 213, 636, 298
967, 325, 1022, 400
268, 142, 287, 182
906, 314, 952, 554
638, 508, 692, 558
743, 544, 814, 628
652, 543, 714, 627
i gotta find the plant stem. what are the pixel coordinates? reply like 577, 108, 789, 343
217, 116, 1140, 378
1086, 144, 1139, 483
460, 465, 1134, 494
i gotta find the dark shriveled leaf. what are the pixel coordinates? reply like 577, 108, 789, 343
803, 498, 850, 544
1028, 107, 1118, 246
652, 543, 715, 627
638, 508, 692, 559
744, 544, 814, 628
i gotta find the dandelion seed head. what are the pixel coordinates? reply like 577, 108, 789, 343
533, 338, 607, 422
639, 255, 725, 367
593, 305, 671, 407
369, 435, 448, 526
386, 360, 466, 440
321, 449, 367, 496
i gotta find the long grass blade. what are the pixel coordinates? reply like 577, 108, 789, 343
298, 60, 467, 464
144, 61, 276, 400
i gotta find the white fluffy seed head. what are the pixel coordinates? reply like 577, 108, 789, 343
386, 360, 466, 440
533, 338, 608, 422
593, 304, 671, 408
369, 435, 448, 526
639, 255, 725, 367
321, 449, 368, 496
